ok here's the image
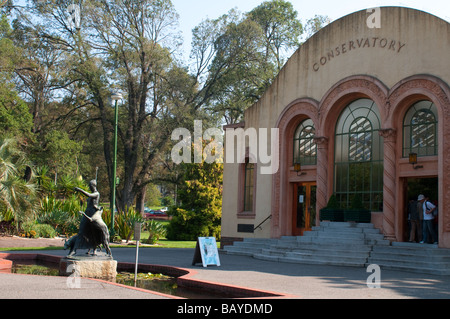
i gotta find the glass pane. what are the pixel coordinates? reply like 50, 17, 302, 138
334, 99, 383, 211
293, 119, 317, 166
403, 101, 438, 157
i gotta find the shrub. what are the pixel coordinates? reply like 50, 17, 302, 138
0, 209, 14, 222
115, 207, 144, 242
37, 196, 82, 236
143, 220, 166, 244
36, 224, 57, 238
166, 183, 222, 241
20, 221, 56, 238
21, 221, 39, 238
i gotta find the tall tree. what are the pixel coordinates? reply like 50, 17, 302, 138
190, 1, 303, 124
191, 1, 329, 124
303, 14, 331, 40
247, 0, 303, 71
19, 0, 198, 212
0, 14, 33, 140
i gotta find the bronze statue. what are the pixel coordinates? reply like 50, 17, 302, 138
64, 180, 112, 258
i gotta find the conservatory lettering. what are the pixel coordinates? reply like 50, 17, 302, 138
313, 37, 407, 71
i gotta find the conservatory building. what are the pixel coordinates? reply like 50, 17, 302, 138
221, 7, 450, 248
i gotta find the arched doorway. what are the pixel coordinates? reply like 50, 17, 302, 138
271, 99, 319, 238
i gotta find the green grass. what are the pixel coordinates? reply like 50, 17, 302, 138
147, 206, 167, 210
0, 221, 220, 250
0, 239, 217, 251
0, 241, 200, 251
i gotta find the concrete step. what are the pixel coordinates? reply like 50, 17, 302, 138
223, 238, 279, 256
279, 254, 368, 267
230, 238, 279, 248
303, 231, 366, 239
365, 259, 450, 276
372, 244, 450, 257
272, 241, 373, 253
253, 251, 368, 267
367, 242, 450, 275
310, 227, 382, 235
319, 221, 375, 229
286, 249, 369, 260
302, 231, 386, 242
223, 245, 262, 257
223, 222, 450, 275
295, 235, 388, 246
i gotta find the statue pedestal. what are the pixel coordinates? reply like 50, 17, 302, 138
59, 254, 117, 281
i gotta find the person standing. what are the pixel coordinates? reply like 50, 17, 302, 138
408, 197, 421, 242
418, 194, 438, 244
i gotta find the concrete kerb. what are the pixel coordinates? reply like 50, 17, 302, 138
0, 253, 292, 299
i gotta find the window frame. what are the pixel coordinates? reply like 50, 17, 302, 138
237, 154, 257, 218
402, 100, 438, 158
293, 119, 317, 166
333, 98, 384, 211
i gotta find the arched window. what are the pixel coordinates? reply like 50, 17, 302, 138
403, 101, 438, 158
293, 119, 316, 166
334, 99, 383, 211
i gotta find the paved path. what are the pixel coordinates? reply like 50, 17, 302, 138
2, 246, 450, 299
0, 236, 65, 248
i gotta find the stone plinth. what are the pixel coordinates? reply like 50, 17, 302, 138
59, 255, 117, 281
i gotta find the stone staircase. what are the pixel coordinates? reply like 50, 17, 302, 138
368, 242, 450, 275
223, 222, 450, 275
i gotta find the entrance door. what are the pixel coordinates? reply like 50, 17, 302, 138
403, 177, 438, 242
293, 182, 317, 236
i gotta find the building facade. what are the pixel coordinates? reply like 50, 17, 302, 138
221, 7, 450, 248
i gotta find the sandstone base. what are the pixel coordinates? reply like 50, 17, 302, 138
59, 257, 117, 280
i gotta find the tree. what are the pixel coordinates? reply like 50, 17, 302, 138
0, 138, 37, 227
10, 0, 330, 214
10, 16, 65, 135
20, 0, 197, 212
189, 10, 272, 124
303, 15, 331, 41
145, 183, 162, 207
205, 16, 276, 124
0, 14, 33, 140
30, 130, 83, 178
190, 1, 305, 124
166, 161, 222, 240
247, 0, 303, 71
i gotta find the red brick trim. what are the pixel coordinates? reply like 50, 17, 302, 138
0, 253, 294, 298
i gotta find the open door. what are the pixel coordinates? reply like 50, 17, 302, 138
293, 182, 317, 236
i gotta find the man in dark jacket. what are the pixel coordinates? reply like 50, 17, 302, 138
408, 197, 421, 242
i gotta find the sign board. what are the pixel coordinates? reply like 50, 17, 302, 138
133, 222, 142, 241
192, 237, 220, 267
299, 195, 304, 203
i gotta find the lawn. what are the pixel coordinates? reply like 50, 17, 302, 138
0, 240, 202, 251
0, 220, 220, 250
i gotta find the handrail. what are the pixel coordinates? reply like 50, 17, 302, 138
254, 215, 272, 231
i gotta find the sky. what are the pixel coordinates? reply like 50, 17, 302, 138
171, 0, 450, 58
